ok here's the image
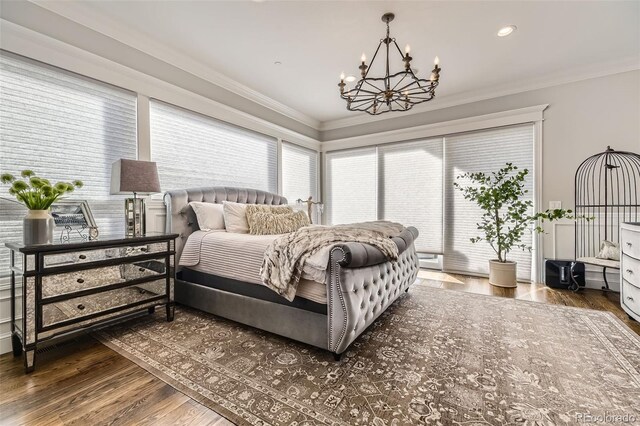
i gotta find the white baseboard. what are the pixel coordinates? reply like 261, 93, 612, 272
0, 332, 12, 355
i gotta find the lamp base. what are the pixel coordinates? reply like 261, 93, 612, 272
124, 197, 146, 237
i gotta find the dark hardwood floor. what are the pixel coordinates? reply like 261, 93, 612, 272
1, 271, 638, 425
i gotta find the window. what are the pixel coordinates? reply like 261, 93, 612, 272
443, 124, 534, 281
0, 52, 137, 277
325, 147, 378, 225
281, 141, 318, 204
378, 139, 443, 253
325, 139, 444, 253
150, 100, 277, 193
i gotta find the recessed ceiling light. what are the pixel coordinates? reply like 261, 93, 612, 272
274, 61, 282, 65
497, 25, 517, 37
345, 75, 356, 82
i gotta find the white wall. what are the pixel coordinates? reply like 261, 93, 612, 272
323, 70, 640, 287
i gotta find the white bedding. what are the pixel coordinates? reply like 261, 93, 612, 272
179, 230, 330, 304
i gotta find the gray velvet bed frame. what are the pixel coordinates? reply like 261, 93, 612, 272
164, 187, 420, 358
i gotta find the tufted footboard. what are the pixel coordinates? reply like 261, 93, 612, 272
327, 227, 420, 355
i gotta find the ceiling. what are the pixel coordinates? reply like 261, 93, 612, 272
30, 1, 640, 125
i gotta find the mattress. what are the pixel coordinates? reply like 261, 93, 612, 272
179, 230, 328, 304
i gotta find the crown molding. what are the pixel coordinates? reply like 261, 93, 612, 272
30, 0, 321, 131
319, 57, 640, 132
320, 104, 549, 152
0, 19, 321, 151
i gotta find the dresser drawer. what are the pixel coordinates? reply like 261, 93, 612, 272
42, 279, 167, 329
621, 279, 640, 316
42, 242, 170, 269
42, 258, 167, 299
621, 227, 640, 260
622, 254, 640, 288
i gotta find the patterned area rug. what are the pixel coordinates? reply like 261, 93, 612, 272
97, 285, 640, 425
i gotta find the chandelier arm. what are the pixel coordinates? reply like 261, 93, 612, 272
344, 87, 380, 96
392, 99, 409, 111
391, 73, 409, 91
362, 80, 385, 93
348, 97, 379, 105
395, 79, 433, 94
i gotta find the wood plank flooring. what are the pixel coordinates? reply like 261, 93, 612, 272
1, 272, 638, 425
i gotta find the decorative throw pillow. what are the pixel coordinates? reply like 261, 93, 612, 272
189, 202, 225, 231
596, 240, 620, 261
248, 210, 310, 235
245, 204, 293, 227
222, 201, 250, 233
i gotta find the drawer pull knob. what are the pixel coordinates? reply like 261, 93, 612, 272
627, 269, 634, 274
627, 296, 635, 302
78, 254, 87, 260
77, 278, 85, 284
77, 304, 85, 310
627, 242, 633, 247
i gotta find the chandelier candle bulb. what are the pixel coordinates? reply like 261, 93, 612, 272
361, 53, 366, 63
405, 44, 411, 54
434, 56, 440, 65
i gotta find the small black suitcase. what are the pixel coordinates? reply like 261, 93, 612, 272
545, 259, 585, 290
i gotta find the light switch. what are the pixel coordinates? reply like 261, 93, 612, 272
549, 201, 562, 210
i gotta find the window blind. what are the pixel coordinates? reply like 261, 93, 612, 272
325, 148, 377, 225
379, 139, 443, 253
0, 52, 137, 277
443, 124, 534, 281
282, 141, 319, 218
150, 100, 277, 193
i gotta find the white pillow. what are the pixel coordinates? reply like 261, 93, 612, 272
596, 240, 620, 261
189, 202, 225, 231
223, 201, 249, 234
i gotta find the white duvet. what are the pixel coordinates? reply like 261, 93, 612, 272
179, 230, 331, 303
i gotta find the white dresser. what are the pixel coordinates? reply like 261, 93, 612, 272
621, 222, 640, 322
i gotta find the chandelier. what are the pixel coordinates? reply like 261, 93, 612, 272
338, 12, 441, 115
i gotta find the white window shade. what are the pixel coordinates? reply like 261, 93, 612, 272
0, 52, 137, 276
443, 124, 534, 281
282, 142, 318, 203
325, 148, 377, 225
150, 100, 277, 193
379, 139, 443, 253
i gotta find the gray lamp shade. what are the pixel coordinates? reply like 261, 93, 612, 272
110, 159, 161, 195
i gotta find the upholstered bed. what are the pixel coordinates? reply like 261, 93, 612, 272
164, 187, 420, 357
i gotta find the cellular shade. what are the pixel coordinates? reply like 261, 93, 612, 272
0, 52, 138, 278
379, 139, 443, 253
443, 124, 535, 281
150, 100, 277, 193
325, 148, 377, 225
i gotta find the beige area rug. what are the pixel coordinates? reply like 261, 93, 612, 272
97, 285, 640, 425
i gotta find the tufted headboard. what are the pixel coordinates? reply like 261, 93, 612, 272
163, 187, 288, 266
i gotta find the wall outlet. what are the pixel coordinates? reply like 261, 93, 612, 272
549, 201, 562, 210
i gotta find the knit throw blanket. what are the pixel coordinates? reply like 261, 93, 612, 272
261, 221, 404, 301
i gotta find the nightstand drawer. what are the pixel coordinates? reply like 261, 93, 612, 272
42, 242, 170, 269
621, 227, 640, 260
42, 279, 167, 329
42, 258, 167, 299
622, 254, 640, 288
621, 279, 640, 315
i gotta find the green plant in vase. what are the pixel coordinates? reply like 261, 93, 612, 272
454, 163, 574, 287
1, 170, 83, 245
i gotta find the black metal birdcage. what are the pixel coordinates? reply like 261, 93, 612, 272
574, 146, 640, 290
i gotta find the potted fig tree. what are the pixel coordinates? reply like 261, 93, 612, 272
454, 163, 573, 287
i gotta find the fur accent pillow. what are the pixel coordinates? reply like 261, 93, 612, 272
224, 202, 293, 234
189, 202, 225, 231
248, 210, 310, 235
596, 240, 620, 261
245, 204, 293, 226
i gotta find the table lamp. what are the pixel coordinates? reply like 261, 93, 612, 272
110, 159, 161, 237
